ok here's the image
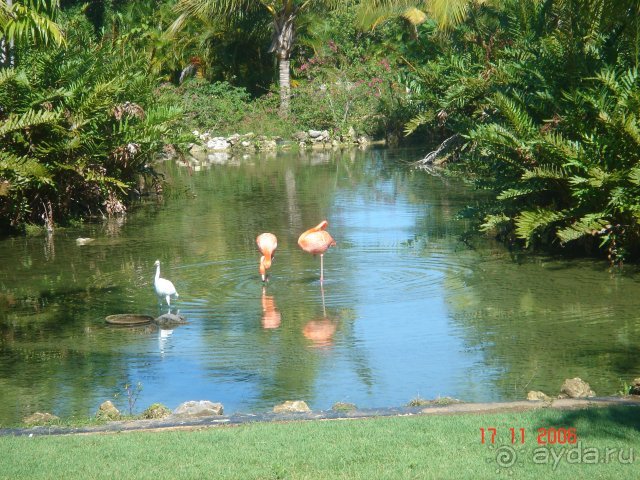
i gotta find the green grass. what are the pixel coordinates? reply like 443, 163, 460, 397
0, 406, 638, 479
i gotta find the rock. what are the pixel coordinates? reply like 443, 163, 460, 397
141, 403, 172, 420
356, 135, 370, 146
23, 412, 59, 425
308, 130, 330, 143
96, 400, 121, 420
332, 402, 357, 412
207, 138, 229, 150
173, 400, 224, 417
206, 137, 231, 151
240, 141, 254, 149
308, 129, 324, 139
227, 134, 240, 145
527, 391, 551, 401
559, 378, 595, 398
189, 143, 206, 154
629, 378, 640, 395
273, 400, 311, 414
153, 313, 187, 327
257, 139, 277, 151
347, 126, 357, 141
292, 131, 309, 142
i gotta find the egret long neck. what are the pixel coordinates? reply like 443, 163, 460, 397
155, 264, 160, 281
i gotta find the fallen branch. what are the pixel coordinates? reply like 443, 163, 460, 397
414, 134, 462, 169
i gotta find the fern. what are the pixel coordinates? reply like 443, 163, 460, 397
0, 109, 60, 137
556, 214, 609, 244
515, 208, 565, 246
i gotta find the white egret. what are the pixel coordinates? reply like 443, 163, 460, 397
153, 260, 179, 306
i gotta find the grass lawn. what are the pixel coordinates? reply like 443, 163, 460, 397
0, 406, 638, 479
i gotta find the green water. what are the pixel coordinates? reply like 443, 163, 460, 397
0, 147, 639, 425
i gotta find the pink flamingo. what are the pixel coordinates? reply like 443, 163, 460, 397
297, 220, 336, 284
256, 233, 277, 282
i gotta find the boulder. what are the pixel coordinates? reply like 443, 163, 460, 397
356, 135, 370, 146
309, 130, 330, 143
292, 131, 309, 142
141, 403, 172, 420
527, 391, 551, 401
96, 400, 121, 420
257, 139, 277, 151
206, 138, 231, 151
154, 313, 187, 327
346, 126, 357, 141
23, 412, 59, 426
559, 378, 595, 398
173, 400, 224, 417
331, 402, 357, 412
227, 134, 241, 145
189, 143, 206, 154
629, 378, 640, 395
308, 129, 325, 139
273, 400, 311, 414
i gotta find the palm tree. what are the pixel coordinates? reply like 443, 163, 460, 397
171, 0, 340, 117
0, 0, 65, 67
357, 0, 497, 31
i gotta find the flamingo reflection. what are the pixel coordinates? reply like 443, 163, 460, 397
303, 287, 337, 347
261, 287, 281, 329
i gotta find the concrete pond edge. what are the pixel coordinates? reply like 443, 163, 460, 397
2, 396, 639, 437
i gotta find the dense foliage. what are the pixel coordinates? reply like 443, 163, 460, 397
2, 0, 640, 263
0, 3, 184, 232
398, 0, 640, 262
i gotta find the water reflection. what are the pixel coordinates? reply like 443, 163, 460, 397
302, 288, 337, 348
261, 288, 281, 329
0, 147, 639, 425
159, 328, 173, 356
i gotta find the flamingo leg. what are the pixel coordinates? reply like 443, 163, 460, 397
320, 254, 324, 284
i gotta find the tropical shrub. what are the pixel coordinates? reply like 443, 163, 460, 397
401, 0, 640, 262
0, 12, 184, 232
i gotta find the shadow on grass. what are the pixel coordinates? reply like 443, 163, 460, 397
538, 405, 640, 442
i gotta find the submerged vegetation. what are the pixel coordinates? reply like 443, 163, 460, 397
1, 0, 640, 262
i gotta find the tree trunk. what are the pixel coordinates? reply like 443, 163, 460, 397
269, 8, 297, 117
1, 0, 15, 68
278, 57, 290, 117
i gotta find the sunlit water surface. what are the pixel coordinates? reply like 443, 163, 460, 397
1, 148, 639, 425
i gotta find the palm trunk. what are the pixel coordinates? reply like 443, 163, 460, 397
270, 7, 297, 117
278, 57, 291, 117
1, 0, 15, 68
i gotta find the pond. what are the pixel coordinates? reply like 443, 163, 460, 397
0, 147, 639, 425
